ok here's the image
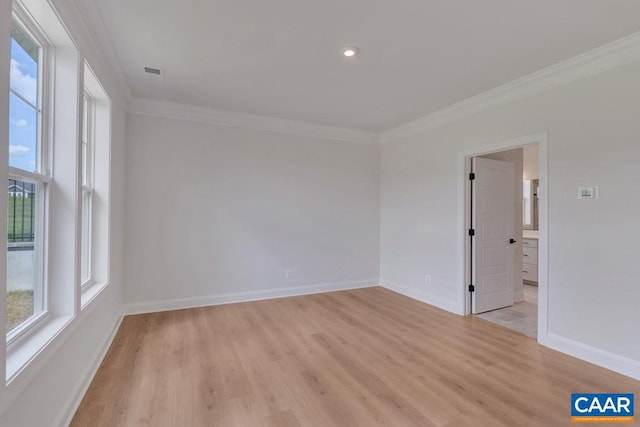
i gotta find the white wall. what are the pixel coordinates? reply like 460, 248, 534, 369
0, 0, 126, 425
478, 148, 524, 302
380, 68, 640, 371
124, 114, 380, 310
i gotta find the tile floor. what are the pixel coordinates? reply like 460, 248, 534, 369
476, 284, 538, 338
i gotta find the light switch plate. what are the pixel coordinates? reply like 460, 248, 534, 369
578, 186, 598, 199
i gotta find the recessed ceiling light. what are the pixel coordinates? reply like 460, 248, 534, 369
343, 46, 359, 58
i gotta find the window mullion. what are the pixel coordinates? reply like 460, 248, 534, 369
8, 166, 51, 184
8, 88, 40, 112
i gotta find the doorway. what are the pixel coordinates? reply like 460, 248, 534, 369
461, 133, 548, 342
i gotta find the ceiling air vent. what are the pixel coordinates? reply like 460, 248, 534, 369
143, 67, 164, 80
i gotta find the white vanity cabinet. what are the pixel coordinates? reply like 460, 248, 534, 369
522, 238, 538, 284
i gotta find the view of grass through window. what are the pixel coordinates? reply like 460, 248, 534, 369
7, 180, 36, 331
7, 290, 33, 331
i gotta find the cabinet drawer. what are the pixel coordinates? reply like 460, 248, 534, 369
523, 263, 538, 282
522, 238, 538, 248
523, 246, 538, 264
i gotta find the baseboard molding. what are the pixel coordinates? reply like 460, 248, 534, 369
55, 314, 123, 427
124, 279, 380, 315
514, 288, 526, 303
380, 279, 464, 315
540, 333, 640, 381
381, 279, 640, 381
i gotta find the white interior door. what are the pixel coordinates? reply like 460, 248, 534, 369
472, 157, 515, 314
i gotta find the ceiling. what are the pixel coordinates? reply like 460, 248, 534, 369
93, 0, 640, 133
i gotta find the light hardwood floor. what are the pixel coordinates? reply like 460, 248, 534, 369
72, 287, 640, 426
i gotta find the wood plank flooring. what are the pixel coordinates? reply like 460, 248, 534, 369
71, 287, 640, 426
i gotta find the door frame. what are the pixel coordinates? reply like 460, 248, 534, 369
458, 132, 548, 343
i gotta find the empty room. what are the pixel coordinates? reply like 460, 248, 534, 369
2, 0, 640, 426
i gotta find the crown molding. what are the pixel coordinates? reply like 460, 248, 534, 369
128, 98, 380, 145
68, 0, 132, 104
381, 31, 640, 144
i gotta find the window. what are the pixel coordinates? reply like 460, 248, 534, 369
7, 18, 48, 336
9, 21, 39, 173
80, 92, 94, 286
0, 0, 115, 394
80, 62, 110, 307
4, 0, 111, 386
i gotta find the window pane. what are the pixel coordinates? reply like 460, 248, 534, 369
9, 92, 37, 172
10, 22, 39, 106
82, 95, 88, 143
7, 179, 41, 332
82, 141, 88, 186
82, 95, 91, 187
81, 190, 92, 284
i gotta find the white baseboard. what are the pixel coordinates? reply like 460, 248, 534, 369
381, 279, 640, 381
56, 314, 123, 427
540, 333, 640, 381
380, 279, 464, 315
514, 288, 525, 302
124, 279, 380, 315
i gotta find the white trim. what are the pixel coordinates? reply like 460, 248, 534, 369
80, 280, 109, 309
6, 311, 50, 348
124, 279, 379, 315
2, 314, 74, 413
513, 288, 525, 303
54, 313, 123, 427
68, 0, 132, 103
537, 136, 549, 343
128, 97, 380, 145
0, 282, 115, 415
381, 32, 640, 143
8, 166, 52, 184
458, 132, 549, 338
380, 279, 464, 316
540, 333, 640, 381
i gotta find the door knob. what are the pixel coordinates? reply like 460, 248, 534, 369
509, 239, 517, 244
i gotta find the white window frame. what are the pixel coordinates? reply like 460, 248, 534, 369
4, 0, 91, 394
80, 62, 111, 309
6, 8, 52, 346
80, 90, 94, 289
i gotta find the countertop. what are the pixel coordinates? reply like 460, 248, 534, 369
523, 230, 539, 240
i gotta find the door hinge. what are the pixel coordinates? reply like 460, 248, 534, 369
468, 228, 475, 236
468, 284, 475, 292
469, 172, 475, 181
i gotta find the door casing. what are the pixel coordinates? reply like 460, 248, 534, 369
458, 133, 548, 343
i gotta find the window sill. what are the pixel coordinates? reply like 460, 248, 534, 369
6, 314, 74, 384
6, 282, 111, 384
81, 281, 110, 310
6, 311, 50, 347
